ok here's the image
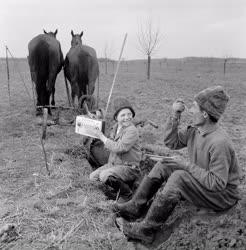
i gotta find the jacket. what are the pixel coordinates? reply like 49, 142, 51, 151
104, 123, 142, 166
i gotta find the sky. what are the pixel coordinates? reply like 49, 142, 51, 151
1, 0, 246, 60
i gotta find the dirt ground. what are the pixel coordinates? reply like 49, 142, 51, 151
0, 58, 246, 250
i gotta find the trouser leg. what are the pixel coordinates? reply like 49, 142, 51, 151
120, 170, 183, 244
112, 161, 169, 220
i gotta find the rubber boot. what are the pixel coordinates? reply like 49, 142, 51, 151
100, 183, 118, 200
113, 176, 162, 220
105, 176, 132, 202
121, 192, 179, 244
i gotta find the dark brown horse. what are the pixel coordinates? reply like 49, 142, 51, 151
64, 30, 99, 110
28, 29, 64, 115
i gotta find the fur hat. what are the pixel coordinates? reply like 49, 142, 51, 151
113, 97, 135, 120
194, 86, 229, 120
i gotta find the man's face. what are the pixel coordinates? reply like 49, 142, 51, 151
116, 108, 133, 127
189, 101, 207, 126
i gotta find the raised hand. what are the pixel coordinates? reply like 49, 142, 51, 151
172, 99, 186, 114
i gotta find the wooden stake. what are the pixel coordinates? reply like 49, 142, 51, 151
40, 136, 50, 176
97, 75, 99, 109
40, 108, 50, 175
5, 46, 10, 104
105, 33, 128, 114
31, 80, 36, 111
42, 108, 48, 140
29, 63, 37, 112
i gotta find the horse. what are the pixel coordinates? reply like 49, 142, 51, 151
64, 30, 99, 111
28, 29, 64, 115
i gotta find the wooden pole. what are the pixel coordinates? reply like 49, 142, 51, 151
31, 79, 36, 112
7, 47, 32, 99
147, 55, 151, 80
105, 33, 128, 115
40, 108, 50, 175
42, 108, 48, 140
29, 65, 37, 112
224, 58, 228, 75
97, 75, 99, 109
5, 46, 11, 104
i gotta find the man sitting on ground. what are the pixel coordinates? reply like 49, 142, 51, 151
113, 86, 241, 244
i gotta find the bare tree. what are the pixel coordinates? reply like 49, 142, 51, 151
137, 18, 162, 79
104, 42, 114, 74
104, 43, 109, 74
122, 58, 128, 72
223, 55, 230, 75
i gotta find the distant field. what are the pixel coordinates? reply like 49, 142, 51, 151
0, 58, 246, 249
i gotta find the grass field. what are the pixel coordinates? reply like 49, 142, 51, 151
0, 57, 246, 249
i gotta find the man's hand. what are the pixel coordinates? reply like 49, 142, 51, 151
172, 99, 185, 114
161, 156, 189, 171
86, 127, 107, 142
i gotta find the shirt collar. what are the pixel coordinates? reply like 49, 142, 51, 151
197, 124, 218, 136
113, 123, 133, 138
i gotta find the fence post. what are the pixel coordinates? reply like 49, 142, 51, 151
5, 46, 11, 104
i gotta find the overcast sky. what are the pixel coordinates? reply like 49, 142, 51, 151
1, 0, 246, 59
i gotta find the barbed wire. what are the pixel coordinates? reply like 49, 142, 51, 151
5, 46, 33, 101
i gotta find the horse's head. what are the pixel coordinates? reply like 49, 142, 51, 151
43, 29, 58, 38
71, 30, 83, 47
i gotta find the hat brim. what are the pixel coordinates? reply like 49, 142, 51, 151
114, 106, 135, 120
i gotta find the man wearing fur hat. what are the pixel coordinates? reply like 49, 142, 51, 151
113, 86, 241, 244
89, 97, 142, 202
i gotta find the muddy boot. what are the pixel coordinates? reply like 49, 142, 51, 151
117, 192, 133, 204
105, 176, 132, 202
121, 192, 179, 244
113, 176, 162, 221
100, 183, 118, 200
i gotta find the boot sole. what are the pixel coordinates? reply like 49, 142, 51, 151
115, 218, 154, 244
124, 228, 154, 244
112, 205, 140, 221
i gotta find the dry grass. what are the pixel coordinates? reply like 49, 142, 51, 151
0, 58, 246, 249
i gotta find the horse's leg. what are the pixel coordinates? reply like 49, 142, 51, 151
87, 79, 95, 96
35, 83, 43, 116
71, 80, 79, 107
51, 86, 55, 106
48, 72, 57, 107
87, 80, 96, 111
